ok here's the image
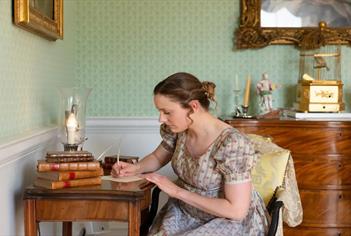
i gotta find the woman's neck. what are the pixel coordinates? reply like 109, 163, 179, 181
186, 112, 221, 139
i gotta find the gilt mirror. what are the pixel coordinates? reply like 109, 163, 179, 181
236, 0, 351, 49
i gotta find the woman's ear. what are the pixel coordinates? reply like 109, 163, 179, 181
188, 100, 200, 111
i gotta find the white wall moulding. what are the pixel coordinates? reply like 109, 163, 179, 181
0, 127, 58, 236
86, 117, 160, 134
0, 127, 58, 168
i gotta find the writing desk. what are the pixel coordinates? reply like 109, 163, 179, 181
24, 179, 154, 236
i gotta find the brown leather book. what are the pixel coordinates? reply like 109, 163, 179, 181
46, 151, 94, 163
34, 177, 101, 189
36, 168, 103, 181
46, 156, 95, 163
46, 151, 93, 158
37, 160, 101, 172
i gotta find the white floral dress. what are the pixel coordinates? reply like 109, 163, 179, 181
148, 124, 270, 236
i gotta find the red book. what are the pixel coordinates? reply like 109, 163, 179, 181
36, 168, 103, 181
34, 177, 101, 189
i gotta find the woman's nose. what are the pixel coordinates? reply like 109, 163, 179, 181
159, 113, 166, 123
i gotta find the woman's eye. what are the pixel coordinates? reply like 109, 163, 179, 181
164, 111, 170, 115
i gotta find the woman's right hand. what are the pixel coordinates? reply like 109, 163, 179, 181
111, 161, 141, 177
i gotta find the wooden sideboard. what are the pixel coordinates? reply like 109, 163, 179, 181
225, 118, 351, 236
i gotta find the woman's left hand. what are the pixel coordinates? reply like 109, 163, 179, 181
142, 173, 182, 198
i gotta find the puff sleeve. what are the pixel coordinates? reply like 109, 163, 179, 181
160, 124, 177, 153
214, 131, 257, 184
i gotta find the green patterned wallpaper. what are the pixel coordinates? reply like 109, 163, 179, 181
0, 0, 76, 142
1, 0, 350, 142
75, 0, 351, 117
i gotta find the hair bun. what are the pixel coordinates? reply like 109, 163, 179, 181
201, 81, 216, 101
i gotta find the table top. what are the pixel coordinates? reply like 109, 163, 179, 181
24, 179, 154, 201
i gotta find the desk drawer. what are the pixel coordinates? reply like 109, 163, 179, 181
36, 200, 130, 221
284, 227, 351, 236
295, 160, 351, 188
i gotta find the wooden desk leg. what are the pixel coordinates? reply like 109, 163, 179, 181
24, 200, 37, 236
62, 222, 72, 236
128, 201, 141, 236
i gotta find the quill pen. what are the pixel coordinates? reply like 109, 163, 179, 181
96, 138, 122, 161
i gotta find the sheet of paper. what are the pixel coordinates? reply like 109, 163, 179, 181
101, 175, 144, 182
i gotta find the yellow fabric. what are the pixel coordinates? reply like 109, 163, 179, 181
248, 134, 290, 206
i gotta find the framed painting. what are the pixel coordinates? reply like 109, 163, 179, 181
14, 0, 63, 41
236, 0, 351, 50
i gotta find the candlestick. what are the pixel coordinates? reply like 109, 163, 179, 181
235, 74, 239, 89
243, 75, 251, 107
66, 113, 78, 145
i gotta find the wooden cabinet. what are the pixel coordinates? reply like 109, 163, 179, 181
225, 119, 351, 236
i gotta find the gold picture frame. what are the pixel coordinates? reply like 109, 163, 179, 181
14, 0, 63, 41
236, 0, 351, 50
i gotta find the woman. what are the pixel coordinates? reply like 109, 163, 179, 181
111, 72, 269, 235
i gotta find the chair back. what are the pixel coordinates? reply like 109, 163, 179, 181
248, 134, 290, 206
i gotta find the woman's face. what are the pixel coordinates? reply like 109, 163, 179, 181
154, 94, 191, 133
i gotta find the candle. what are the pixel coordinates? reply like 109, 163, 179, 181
66, 113, 78, 145
117, 144, 121, 165
117, 138, 122, 165
243, 75, 251, 107
235, 74, 239, 89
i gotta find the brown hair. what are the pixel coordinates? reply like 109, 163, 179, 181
202, 81, 216, 102
153, 72, 211, 111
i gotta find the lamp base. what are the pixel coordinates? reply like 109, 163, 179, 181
64, 144, 79, 152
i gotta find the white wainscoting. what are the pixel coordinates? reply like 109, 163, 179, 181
1, 118, 173, 236
85, 117, 176, 178
0, 127, 58, 236
85, 117, 161, 159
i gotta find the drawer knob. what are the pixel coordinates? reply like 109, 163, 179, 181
339, 194, 343, 199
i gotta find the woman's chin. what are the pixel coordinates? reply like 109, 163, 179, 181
167, 126, 177, 132
169, 126, 187, 133
168, 126, 176, 132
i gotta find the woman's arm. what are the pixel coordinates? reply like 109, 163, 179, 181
143, 173, 252, 220
138, 144, 173, 173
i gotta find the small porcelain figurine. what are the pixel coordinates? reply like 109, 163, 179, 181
256, 73, 278, 114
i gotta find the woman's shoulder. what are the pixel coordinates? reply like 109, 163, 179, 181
212, 127, 253, 156
220, 127, 249, 144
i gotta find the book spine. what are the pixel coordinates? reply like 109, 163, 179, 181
37, 168, 103, 181
57, 169, 103, 181
37, 162, 100, 172
50, 177, 101, 189
46, 156, 94, 163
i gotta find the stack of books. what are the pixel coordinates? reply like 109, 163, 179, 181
35, 151, 103, 189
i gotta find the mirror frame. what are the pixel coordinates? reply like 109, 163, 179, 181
14, 0, 63, 41
236, 0, 351, 50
